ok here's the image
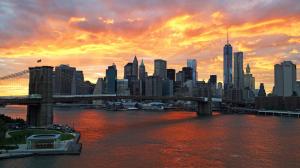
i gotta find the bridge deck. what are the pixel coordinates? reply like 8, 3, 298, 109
0, 95, 210, 105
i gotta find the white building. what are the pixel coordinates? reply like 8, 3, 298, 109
273, 61, 297, 96
26, 134, 61, 149
244, 64, 255, 91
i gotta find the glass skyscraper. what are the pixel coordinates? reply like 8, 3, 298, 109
187, 59, 197, 85
223, 39, 233, 90
154, 59, 167, 79
234, 52, 244, 89
106, 63, 117, 94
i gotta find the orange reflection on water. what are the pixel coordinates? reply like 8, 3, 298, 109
147, 111, 226, 167
55, 109, 107, 144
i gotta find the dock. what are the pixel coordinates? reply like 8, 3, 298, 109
226, 107, 300, 118
257, 110, 300, 118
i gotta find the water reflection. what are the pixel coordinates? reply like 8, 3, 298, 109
0, 106, 300, 168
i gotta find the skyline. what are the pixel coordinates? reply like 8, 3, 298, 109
0, 0, 300, 94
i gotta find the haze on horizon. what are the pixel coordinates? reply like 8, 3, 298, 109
0, 0, 300, 95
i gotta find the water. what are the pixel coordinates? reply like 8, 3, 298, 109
0, 105, 300, 168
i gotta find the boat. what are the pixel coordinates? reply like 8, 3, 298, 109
127, 107, 139, 110
142, 102, 165, 110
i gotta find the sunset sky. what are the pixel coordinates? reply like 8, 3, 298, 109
0, 0, 300, 95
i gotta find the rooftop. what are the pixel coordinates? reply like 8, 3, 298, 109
27, 134, 61, 140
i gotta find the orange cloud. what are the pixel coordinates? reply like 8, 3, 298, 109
0, 3, 300, 95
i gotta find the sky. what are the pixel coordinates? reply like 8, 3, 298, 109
0, 0, 300, 95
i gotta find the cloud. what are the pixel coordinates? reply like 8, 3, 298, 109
0, 0, 300, 93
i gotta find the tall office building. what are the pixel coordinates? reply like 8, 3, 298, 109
176, 71, 183, 83
71, 70, 84, 95
209, 75, 217, 97
93, 78, 106, 105
145, 76, 163, 96
244, 64, 255, 90
273, 61, 297, 96
132, 56, 138, 79
208, 75, 217, 87
187, 59, 198, 84
93, 78, 105, 95
139, 59, 147, 80
234, 52, 244, 89
117, 79, 130, 96
124, 63, 133, 80
139, 60, 147, 96
223, 34, 233, 90
54, 64, 76, 95
167, 69, 176, 81
162, 80, 174, 96
216, 82, 223, 98
154, 59, 167, 79
182, 67, 193, 82
258, 83, 266, 97
105, 64, 117, 94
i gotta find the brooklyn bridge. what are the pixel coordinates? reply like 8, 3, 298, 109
0, 66, 213, 127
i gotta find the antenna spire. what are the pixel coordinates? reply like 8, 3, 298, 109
226, 28, 229, 44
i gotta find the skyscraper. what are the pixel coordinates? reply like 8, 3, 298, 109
208, 75, 217, 87
93, 78, 105, 95
176, 71, 183, 83
106, 63, 117, 94
154, 59, 167, 79
187, 59, 198, 84
234, 52, 244, 89
116, 79, 130, 96
209, 75, 217, 97
93, 78, 106, 105
273, 61, 297, 96
167, 69, 176, 81
54, 64, 76, 95
182, 67, 193, 82
124, 63, 133, 80
223, 33, 233, 90
132, 56, 138, 79
145, 76, 163, 96
244, 64, 255, 91
71, 70, 84, 95
258, 83, 266, 97
139, 59, 146, 80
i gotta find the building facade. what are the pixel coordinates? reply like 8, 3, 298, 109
154, 59, 167, 79
117, 79, 130, 96
182, 67, 193, 82
132, 56, 138, 80
223, 41, 233, 90
54, 64, 76, 95
106, 64, 117, 94
139, 59, 147, 80
273, 61, 297, 96
244, 64, 255, 91
167, 69, 176, 81
234, 52, 244, 89
124, 63, 133, 80
187, 59, 198, 85
145, 76, 163, 96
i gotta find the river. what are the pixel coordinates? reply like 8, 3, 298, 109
0, 105, 300, 168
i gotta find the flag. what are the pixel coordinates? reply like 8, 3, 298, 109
37, 59, 42, 63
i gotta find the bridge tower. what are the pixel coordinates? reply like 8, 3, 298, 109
196, 101, 212, 116
197, 85, 212, 116
27, 66, 54, 126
